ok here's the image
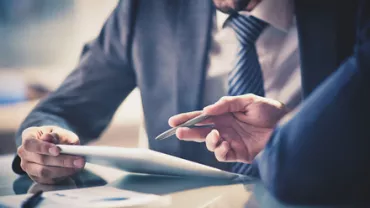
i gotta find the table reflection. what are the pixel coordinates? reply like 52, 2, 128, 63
110, 174, 240, 195
0, 155, 352, 207
12, 169, 107, 195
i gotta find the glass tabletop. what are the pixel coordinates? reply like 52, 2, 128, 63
0, 154, 324, 208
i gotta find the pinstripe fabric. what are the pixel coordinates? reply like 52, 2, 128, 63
227, 14, 267, 175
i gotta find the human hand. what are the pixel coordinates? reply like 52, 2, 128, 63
169, 94, 287, 163
17, 126, 85, 184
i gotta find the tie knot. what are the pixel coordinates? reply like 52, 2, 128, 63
227, 14, 268, 46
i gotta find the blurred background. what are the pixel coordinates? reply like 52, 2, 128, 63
0, 0, 142, 155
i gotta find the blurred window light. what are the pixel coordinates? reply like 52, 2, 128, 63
0, 0, 118, 104
0, 0, 73, 24
0, 0, 117, 69
0, 74, 26, 105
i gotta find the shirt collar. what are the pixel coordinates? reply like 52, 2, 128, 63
216, 0, 294, 32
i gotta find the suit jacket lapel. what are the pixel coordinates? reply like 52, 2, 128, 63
175, 0, 213, 113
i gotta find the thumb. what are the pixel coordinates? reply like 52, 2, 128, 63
203, 95, 256, 115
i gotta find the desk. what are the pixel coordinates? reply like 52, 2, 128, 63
0, 155, 316, 208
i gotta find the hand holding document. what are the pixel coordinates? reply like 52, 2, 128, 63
57, 145, 251, 181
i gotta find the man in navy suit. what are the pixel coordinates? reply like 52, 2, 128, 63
13, 0, 302, 184
169, 0, 370, 204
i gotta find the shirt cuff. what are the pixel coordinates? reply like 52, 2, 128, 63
12, 154, 26, 175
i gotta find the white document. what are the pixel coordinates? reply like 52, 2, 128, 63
58, 145, 249, 181
0, 186, 170, 208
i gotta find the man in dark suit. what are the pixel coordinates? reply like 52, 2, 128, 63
13, 0, 302, 184
169, 0, 370, 204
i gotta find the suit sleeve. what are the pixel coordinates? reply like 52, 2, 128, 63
13, 0, 137, 174
258, 1, 370, 204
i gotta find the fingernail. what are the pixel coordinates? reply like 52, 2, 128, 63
73, 159, 84, 168
48, 147, 59, 156
50, 133, 60, 144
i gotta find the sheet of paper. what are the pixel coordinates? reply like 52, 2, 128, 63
57, 145, 251, 181
0, 186, 170, 208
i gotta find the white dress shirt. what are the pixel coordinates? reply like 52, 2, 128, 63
204, 0, 301, 108
138, 0, 301, 148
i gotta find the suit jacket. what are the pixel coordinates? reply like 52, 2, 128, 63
258, 0, 370, 204
12, 0, 231, 174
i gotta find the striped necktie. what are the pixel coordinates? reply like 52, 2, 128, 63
227, 14, 267, 175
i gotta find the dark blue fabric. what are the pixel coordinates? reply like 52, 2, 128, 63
258, 0, 370, 204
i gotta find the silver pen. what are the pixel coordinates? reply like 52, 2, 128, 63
155, 114, 213, 140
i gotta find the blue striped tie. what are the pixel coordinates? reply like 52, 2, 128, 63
227, 14, 267, 175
